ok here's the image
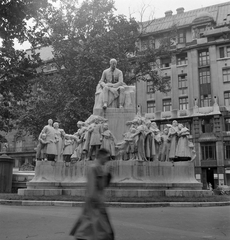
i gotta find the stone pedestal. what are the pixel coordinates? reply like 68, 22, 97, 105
17, 160, 212, 201
93, 108, 136, 141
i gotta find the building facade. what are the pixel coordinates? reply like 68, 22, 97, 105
136, 2, 230, 188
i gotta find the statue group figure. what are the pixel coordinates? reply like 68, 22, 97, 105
117, 117, 196, 162
36, 116, 117, 164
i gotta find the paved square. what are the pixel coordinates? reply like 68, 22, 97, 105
0, 205, 229, 240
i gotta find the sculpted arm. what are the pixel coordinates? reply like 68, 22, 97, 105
99, 70, 107, 88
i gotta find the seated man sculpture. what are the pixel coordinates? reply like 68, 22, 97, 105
94, 58, 131, 109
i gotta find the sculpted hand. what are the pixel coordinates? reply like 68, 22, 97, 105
106, 83, 113, 87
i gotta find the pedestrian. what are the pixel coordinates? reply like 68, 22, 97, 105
70, 148, 114, 240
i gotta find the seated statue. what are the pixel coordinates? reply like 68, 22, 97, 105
94, 58, 135, 110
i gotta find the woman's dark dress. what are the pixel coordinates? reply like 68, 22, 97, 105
70, 163, 114, 240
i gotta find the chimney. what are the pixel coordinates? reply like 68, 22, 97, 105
176, 7, 184, 14
165, 10, 173, 17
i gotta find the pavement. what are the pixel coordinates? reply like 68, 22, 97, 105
0, 205, 230, 240
0, 199, 230, 207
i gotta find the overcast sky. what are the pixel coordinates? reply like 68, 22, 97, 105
114, 0, 229, 20
14, 0, 229, 49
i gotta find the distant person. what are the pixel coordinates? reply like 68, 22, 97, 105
70, 148, 114, 240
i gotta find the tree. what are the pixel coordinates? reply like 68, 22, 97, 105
0, 0, 54, 141
19, 0, 140, 137
4, 0, 173, 138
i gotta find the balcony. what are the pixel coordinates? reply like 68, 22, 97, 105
6, 145, 36, 153
203, 26, 230, 37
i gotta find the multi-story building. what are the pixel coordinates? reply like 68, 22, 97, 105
137, 2, 230, 188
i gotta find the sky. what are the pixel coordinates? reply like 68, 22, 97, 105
114, 0, 229, 20
14, 0, 229, 50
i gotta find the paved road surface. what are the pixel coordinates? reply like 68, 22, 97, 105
0, 205, 230, 240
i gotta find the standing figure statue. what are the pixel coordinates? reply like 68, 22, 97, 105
168, 120, 179, 161
88, 117, 103, 160
36, 133, 49, 161
151, 122, 161, 161
53, 122, 65, 162
39, 119, 57, 161
158, 128, 170, 162
94, 58, 125, 109
145, 120, 156, 161
72, 121, 87, 161
175, 124, 195, 161
101, 123, 116, 160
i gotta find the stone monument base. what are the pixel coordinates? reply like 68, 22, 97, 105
93, 108, 136, 141
18, 161, 212, 201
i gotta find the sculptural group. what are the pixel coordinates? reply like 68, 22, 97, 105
36, 58, 196, 163
36, 115, 196, 163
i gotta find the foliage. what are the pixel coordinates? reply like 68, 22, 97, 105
19, 0, 141, 137
1, 0, 174, 139
0, 0, 53, 140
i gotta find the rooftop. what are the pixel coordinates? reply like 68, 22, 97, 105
142, 1, 230, 34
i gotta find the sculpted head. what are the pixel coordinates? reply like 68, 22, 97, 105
172, 120, 178, 127
103, 123, 109, 130
110, 58, 117, 71
163, 128, 169, 135
145, 120, 151, 128
48, 119, 53, 125
41, 133, 46, 139
53, 122, 59, 128
77, 121, 84, 128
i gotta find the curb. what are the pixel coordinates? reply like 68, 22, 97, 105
1, 199, 230, 208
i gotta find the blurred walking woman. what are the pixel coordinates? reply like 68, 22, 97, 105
70, 148, 114, 240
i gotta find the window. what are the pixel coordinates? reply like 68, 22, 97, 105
147, 101, 155, 113
201, 117, 213, 133
225, 118, 230, 131
177, 53, 188, 65
198, 49, 209, 66
147, 80, 154, 93
199, 68, 210, 84
161, 58, 171, 68
219, 46, 230, 58
141, 38, 148, 50
223, 68, 230, 82
163, 99, 172, 111
162, 76, 171, 96
178, 31, 186, 44
149, 37, 155, 49
178, 74, 188, 95
224, 91, 230, 106
200, 94, 212, 107
179, 97, 188, 110
198, 26, 206, 37
201, 143, 216, 160
225, 142, 230, 159
227, 46, 230, 57
219, 47, 225, 58
178, 74, 187, 88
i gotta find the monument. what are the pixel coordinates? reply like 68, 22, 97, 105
18, 58, 212, 200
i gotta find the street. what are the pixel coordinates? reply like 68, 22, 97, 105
0, 205, 230, 240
